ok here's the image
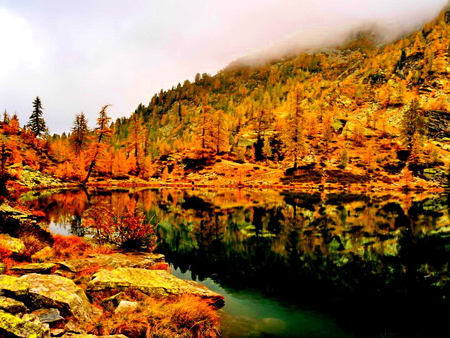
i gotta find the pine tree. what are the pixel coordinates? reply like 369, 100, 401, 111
27, 96, 48, 137
83, 105, 112, 185
70, 112, 89, 155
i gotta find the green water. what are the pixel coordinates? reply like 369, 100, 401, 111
23, 188, 450, 338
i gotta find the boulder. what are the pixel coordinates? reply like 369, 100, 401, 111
0, 275, 29, 296
59, 253, 165, 273
0, 296, 29, 314
0, 309, 49, 338
88, 268, 224, 308
0, 233, 26, 254
114, 300, 138, 315
19, 274, 98, 324
32, 308, 64, 323
10, 263, 57, 275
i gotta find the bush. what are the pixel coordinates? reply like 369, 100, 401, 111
83, 201, 157, 252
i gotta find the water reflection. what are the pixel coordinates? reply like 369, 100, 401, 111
20, 188, 450, 338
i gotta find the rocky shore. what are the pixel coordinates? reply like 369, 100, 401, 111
0, 204, 224, 337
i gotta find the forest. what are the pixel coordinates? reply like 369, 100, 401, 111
2, 9, 450, 191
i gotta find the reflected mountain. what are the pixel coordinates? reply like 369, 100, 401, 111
21, 188, 450, 337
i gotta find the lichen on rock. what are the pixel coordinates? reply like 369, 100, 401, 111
88, 268, 225, 308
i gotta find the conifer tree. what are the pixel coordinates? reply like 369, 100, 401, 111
283, 85, 307, 169
83, 105, 112, 185
70, 112, 89, 155
27, 96, 48, 137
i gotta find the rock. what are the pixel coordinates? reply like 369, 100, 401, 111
0, 309, 49, 338
0, 296, 29, 314
0, 274, 30, 296
32, 308, 64, 323
114, 300, 138, 315
0, 233, 26, 254
19, 274, 99, 324
10, 263, 57, 275
59, 253, 165, 273
257, 317, 288, 335
88, 268, 225, 308
31, 246, 55, 262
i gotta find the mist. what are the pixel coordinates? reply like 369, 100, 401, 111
0, 0, 448, 134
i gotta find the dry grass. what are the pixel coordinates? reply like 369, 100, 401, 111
51, 234, 114, 260
88, 294, 221, 338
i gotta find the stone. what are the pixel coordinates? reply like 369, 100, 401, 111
88, 268, 224, 308
114, 300, 138, 315
0, 274, 30, 296
0, 233, 26, 254
19, 274, 98, 324
10, 263, 57, 274
0, 296, 29, 314
59, 253, 165, 273
257, 317, 288, 335
32, 308, 64, 323
0, 309, 48, 338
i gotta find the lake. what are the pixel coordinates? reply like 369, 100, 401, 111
19, 187, 450, 338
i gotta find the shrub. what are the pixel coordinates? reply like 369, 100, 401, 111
83, 201, 157, 252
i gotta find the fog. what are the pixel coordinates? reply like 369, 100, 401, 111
0, 0, 448, 134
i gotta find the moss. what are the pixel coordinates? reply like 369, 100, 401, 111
0, 309, 47, 338
0, 275, 29, 296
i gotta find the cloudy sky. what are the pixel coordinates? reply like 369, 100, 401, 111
0, 0, 448, 134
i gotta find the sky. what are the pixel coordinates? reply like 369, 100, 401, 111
0, 0, 448, 135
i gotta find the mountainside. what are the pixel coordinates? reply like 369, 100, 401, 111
3, 8, 450, 191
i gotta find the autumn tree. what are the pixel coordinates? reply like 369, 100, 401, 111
253, 92, 273, 161
27, 96, 48, 138
83, 105, 112, 185
400, 99, 426, 149
70, 112, 89, 156
211, 109, 229, 154
283, 85, 307, 169
128, 113, 146, 175
196, 106, 215, 153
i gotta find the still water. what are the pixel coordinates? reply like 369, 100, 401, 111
20, 188, 450, 338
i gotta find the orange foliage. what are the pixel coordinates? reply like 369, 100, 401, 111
88, 295, 221, 338
52, 234, 113, 260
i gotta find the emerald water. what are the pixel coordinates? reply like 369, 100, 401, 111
21, 188, 450, 338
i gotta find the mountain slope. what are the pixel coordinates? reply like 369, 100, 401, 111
114, 8, 450, 189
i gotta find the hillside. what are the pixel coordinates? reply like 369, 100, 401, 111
3, 8, 450, 192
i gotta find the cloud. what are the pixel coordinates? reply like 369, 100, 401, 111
0, 0, 448, 134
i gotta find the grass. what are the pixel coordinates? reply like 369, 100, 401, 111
88, 294, 221, 338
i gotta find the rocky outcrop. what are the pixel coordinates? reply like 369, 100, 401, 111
427, 110, 450, 140
0, 273, 99, 337
0, 309, 49, 338
88, 268, 225, 308
0, 233, 26, 254
20, 273, 99, 323
58, 252, 165, 273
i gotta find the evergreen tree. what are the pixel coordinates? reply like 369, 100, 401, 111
83, 105, 112, 185
70, 112, 89, 155
27, 96, 48, 137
